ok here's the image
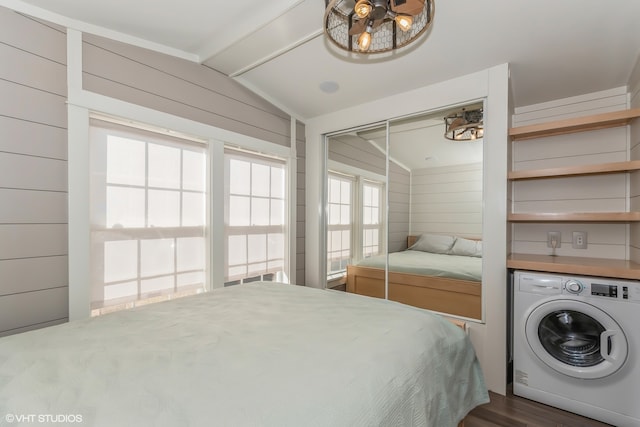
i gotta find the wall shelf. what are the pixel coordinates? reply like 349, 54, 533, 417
508, 212, 640, 222
508, 160, 640, 180
508, 107, 640, 277
507, 253, 640, 280
509, 108, 640, 141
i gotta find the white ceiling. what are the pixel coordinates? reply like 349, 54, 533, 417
12, 0, 640, 121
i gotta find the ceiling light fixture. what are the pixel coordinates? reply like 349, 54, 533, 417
324, 0, 435, 54
444, 108, 484, 141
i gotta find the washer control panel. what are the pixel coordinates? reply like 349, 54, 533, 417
517, 271, 640, 303
562, 276, 640, 303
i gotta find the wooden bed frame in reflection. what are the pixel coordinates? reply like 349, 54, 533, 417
346, 235, 482, 319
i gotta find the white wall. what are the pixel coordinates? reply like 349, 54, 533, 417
305, 64, 510, 395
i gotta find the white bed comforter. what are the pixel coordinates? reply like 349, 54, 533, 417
0, 283, 488, 427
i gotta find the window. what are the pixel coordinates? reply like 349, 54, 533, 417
327, 173, 353, 277
362, 181, 382, 258
327, 172, 384, 280
224, 148, 288, 285
89, 120, 208, 315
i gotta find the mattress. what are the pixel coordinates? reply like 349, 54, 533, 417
355, 250, 482, 282
0, 283, 488, 426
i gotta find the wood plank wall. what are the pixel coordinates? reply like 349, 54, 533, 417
388, 162, 410, 252
410, 162, 483, 238
0, 7, 69, 336
511, 88, 629, 259
82, 34, 292, 147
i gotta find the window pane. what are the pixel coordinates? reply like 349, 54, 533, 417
141, 276, 174, 293
104, 240, 138, 282
252, 198, 270, 226
229, 196, 250, 226
106, 187, 145, 228
104, 281, 138, 302
270, 199, 284, 226
329, 178, 340, 203
228, 235, 247, 265
106, 135, 145, 186
148, 189, 180, 227
340, 181, 351, 204
229, 159, 250, 195
183, 150, 205, 191
148, 144, 180, 189
271, 167, 285, 198
340, 205, 350, 225
268, 233, 284, 259
140, 239, 175, 277
341, 230, 350, 249
182, 192, 205, 226
178, 271, 204, 287
177, 237, 204, 271
251, 163, 270, 197
247, 234, 267, 263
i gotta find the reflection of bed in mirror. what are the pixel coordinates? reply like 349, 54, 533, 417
346, 234, 482, 319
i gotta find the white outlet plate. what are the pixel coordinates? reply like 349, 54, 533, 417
572, 231, 588, 249
547, 231, 561, 248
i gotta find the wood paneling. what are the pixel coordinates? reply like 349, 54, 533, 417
0, 256, 68, 296
0, 224, 68, 259
0, 287, 68, 334
411, 162, 482, 237
0, 189, 67, 223
0, 7, 66, 64
0, 116, 67, 160
0, 153, 67, 192
0, 79, 66, 127
0, 6, 68, 336
82, 35, 291, 147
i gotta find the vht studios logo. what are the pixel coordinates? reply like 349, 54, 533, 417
4, 414, 83, 424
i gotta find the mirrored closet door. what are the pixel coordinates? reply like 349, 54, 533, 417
325, 102, 485, 321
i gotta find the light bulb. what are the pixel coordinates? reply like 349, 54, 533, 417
357, 31, 372, 51
354, 0, 372, 18
395, 14, 413, 32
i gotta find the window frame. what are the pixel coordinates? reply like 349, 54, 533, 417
88, 119, 210, 315
223, 147, 290, 285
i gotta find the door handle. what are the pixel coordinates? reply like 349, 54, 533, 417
600, 330, 618, 362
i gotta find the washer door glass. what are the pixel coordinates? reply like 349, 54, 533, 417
538, 310, 605, 367
525, 299, 628, 379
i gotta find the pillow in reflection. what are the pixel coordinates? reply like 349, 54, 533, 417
409, 233, 456, 254
450, 237, 482, 257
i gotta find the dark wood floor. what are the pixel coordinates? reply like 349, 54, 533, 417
465, 388, 613, 427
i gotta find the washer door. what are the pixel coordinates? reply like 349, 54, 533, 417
525, 299, 628, 379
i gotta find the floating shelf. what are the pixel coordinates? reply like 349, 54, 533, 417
509, 108, 640, 141
508, 212, 640, 222
507, 253, 640, 280
508, 160, 640, 180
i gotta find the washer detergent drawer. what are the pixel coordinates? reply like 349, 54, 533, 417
518, 272, 562, 295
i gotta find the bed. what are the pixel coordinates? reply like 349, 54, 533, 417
347, 234, 482, 319
0, 282, 488, 427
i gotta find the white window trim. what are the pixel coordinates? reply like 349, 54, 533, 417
67, 29, 296, 320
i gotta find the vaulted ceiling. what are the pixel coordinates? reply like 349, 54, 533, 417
13, 0, 640, 120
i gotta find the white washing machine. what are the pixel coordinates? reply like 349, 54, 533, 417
513, 271, 640, 426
